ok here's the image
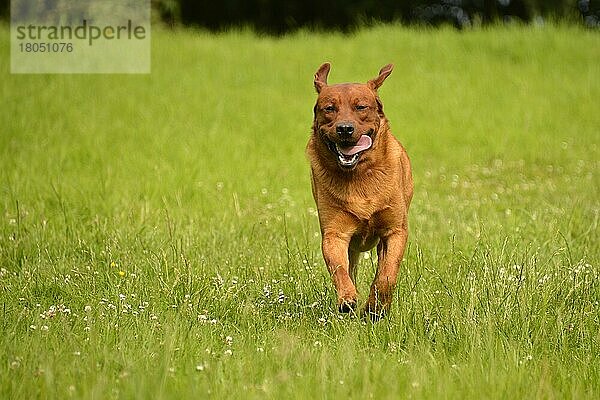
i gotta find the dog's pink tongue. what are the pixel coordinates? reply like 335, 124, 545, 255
338, 135, 372, 156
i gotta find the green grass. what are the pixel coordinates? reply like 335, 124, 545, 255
1, 23, 599, 399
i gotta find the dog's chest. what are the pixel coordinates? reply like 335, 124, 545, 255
344, 196, 381, 221
337, 168, 394, 217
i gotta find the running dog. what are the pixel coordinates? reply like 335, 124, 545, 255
306, 62, 413, 319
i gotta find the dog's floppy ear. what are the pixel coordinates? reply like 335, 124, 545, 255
368, 64, 393, 91
314, 62, 331, 93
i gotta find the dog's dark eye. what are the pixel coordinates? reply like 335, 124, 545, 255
323, 105, 336, 112
355, 105, 368, 111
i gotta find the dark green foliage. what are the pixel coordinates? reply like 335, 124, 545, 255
0, 0, 7, 18
160, 1, 592, 32
1, 1, 596, 30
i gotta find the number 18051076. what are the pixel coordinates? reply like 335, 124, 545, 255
19, 42, 74, 52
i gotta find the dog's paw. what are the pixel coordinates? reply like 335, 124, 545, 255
337, 298, 357, 313
364, 283, 393, 321
363, 298, 390, 322
363, 306, 387, 322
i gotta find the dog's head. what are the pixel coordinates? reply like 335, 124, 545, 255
312, 62, 393, 170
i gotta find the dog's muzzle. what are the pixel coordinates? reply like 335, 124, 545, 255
324, 131, 373, 169
336, 123, 354, 139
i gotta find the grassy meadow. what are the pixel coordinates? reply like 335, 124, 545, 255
1, 24, 599, 399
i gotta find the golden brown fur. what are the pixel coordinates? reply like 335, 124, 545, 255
306, 63, 413, 319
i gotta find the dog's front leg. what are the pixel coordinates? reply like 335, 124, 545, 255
365, 229, 408, 320
322, 232, 357, 312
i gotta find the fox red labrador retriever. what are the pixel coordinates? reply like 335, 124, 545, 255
306, 62, 413, 320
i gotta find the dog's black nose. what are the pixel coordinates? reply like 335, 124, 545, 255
336, 123, 354, 138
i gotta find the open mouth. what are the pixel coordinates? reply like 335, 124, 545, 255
326, 134, 373, 169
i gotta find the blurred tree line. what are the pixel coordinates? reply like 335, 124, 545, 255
154, 0, 598, 31
1, 0, 598, 30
